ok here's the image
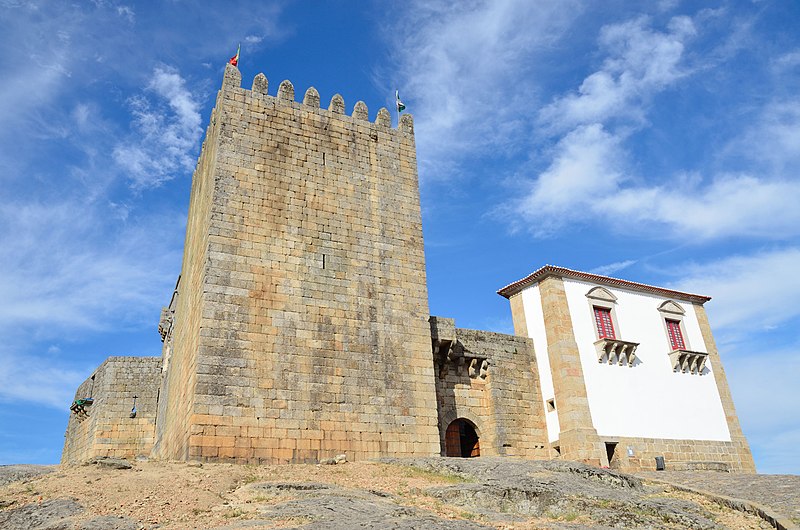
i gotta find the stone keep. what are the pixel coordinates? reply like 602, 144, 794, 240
150, 65, 443, 463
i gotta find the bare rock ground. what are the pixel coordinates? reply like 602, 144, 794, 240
0, 458, 780, 529
637, 470, 800, 528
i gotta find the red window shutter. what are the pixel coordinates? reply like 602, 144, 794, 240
593, 307, 616, 339
666, 319, 685, 350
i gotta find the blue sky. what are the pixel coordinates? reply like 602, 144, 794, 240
1, 0, 798, 474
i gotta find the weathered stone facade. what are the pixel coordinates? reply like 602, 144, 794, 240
62, 65, 753, 472
153, 64, 442, 463
430, 317, 550, 459
62, 357, 161, 464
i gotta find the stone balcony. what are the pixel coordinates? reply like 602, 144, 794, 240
594, 338, 639, 367
668, 349, 709, 374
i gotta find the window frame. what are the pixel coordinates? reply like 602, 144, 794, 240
586, 286, 622, 341
594, 306, 616, 339
657, 300, 692, 351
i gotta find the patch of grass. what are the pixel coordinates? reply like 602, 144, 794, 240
223, 508, 246, 519
563, 511, 579, 522
459, 510, 480, 521
545, 508, 580, 522
596, 498, 613, 508
398, 466, 471, 484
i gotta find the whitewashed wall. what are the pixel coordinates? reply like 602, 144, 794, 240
521, 278, 730, 442
520, 285, 561, 442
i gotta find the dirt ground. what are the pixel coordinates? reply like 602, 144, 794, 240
0, 459, 778, 529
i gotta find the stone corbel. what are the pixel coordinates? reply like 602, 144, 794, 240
669, 349, 709, 374
158, 307, 174, 342
594, 338, 639, 366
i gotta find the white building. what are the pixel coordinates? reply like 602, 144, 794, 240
499, 265, 755, 472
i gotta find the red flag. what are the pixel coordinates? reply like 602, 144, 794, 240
229, 44, 240, 66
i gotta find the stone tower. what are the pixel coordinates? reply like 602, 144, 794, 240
153, 64, 441, 463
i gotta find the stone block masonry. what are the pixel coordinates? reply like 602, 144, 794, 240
431, 317, 550, 458
62, 357, 161, 464
153, 64, 441, 463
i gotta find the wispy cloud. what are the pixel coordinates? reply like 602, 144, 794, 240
667, 247, 800, 333
513, 123, 625, 236
590, 259, 637, 276
116, 5, 135, 23
0, 196, 183, 411
113, 66, 203, 189
539, 15, 695, 133
0, 355, 86, 409
388, 0, 582, 180
510, 11, 800, 242
729, 99, 800, 175
0, 200, 183, 334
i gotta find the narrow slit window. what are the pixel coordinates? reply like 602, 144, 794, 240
593, 306, 615, 339
666, 319, 685, 350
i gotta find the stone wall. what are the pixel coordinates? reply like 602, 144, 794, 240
152, 86, 224, 461
431, 317, 549, 459
603, 436, 753, 472
62, 357, 161, 464
158, 64, 440, 463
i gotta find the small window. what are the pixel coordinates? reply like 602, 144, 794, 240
666, 319, 685, 350
546, 398, 556, 412
594, 306, 616, 339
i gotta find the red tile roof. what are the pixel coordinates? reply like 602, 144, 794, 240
496, 265, 711, 304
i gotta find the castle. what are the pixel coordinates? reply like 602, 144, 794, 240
62, 64, 755, 472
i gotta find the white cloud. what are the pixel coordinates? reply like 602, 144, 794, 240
610, 175, 800, 240
113, 66, 203, 188
0, 355, 86, 409
116, 5, 134, 23
511, 12, 800, 242
388, 0, 582, 180
731, 99, 800, 175
514, 123, 625, 236
0, 196, 182, 411
0, 199, 183, 335
668, 247, 800, 332
773, 49, 800, 70
590, 259, 637, 276
539, 15, 695, 132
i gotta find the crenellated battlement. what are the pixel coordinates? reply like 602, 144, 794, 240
220, 64, 414, 134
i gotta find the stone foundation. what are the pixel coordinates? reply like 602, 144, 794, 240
596, 435, 753, 473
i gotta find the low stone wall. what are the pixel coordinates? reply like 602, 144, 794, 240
602, 435, 752, 473
62, 356, 161, 464
431, 317, 550, 459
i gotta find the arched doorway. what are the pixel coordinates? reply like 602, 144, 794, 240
444, 418, 480, 457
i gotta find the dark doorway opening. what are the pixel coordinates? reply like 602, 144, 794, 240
445, 419, 480, 457
605, 442, 618, 468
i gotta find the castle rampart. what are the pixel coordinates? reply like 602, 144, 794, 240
62, 357, 161, 464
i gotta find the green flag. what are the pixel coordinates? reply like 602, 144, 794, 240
395, 90, 406, 113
